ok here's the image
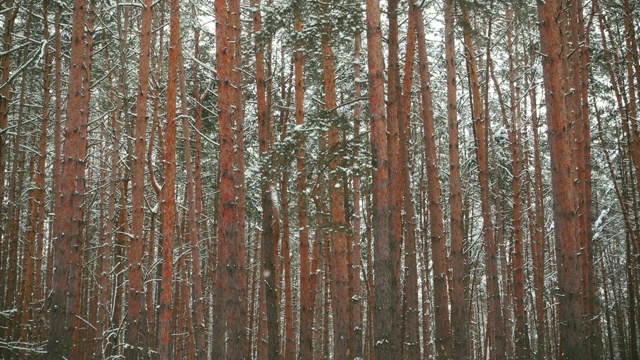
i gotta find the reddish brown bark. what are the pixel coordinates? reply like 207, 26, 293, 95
252, 1, 279, 358
126, 0, 153, 355
461, 7, 506, 359
399, 8, 419, 359
536, 0, 585, 356
414, 4, 452, 358
278, 70, 295, 360
231, 0, 247, 333
319, 2, 350, 357
47, 0, 88, 357
147, 5, 166, 345
503, 9, 528, 359
216, 0, 248, 357
387, 0, 403, 286
527, 70, 547, 360
444, 0, 469, 357
178, 43, 207, 359
157, 0, 180, 357
82, 4, 97, 355
79, 4, 95, 357
566, 2, 598, 355
364, 0, 400, 356
294, 3, 314, 358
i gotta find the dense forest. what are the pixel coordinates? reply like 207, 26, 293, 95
0, 0, 639, 359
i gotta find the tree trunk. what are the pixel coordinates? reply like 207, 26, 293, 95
364, 0, 400, 356
126, 0, 153, 355
178, 42, 207, 360
279, 71, 295, 360
20, 1, 51, 351
216, 0, 248, 357
351, 31, 364, 360
47, 0, 88, 357
445, 0, 469, 357
527, 67, 547, 360
157, 0, 180, 357
320, 2, 350, 357
536, 0, 585, 356
294, 2, 314, 359
413, 3, 452, 358
505, 9, 528, 358
461, 7, 506, 359
252, 1, 279, 358
387, 0, 403, 290
0, 1, 17, 258
399, 9, 419, 359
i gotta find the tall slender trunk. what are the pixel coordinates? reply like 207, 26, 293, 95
566, 2, 597, 355
252, 1, 279, 358
157, 0, 180, 357
445, 0, 469, 357
216, 0, 248, 357
536, 0, 585, 356
5, 4, 34, 349
294, 2, 314, 359
278, 65, 295, 360
112, 9, 131, 357
413, 3, 452, 358
0, 1, 17, 255
147, 4, 166, 346
126, 0, 153, 355
47, 0, 88, 357
387, 0, 403, 288
350, 31, 364, 360
47, 4, 63, 296
505, 9, 527, 358
364, 0, 399, 356
95, 41, 120, 359
320, 2, 350, 357
527, 64, 547, 360
178, 41, 207, 359
399, 9, 419, 359
461, 7, 506, 359
191, 16, 210, 356
20, 1, 51, 351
